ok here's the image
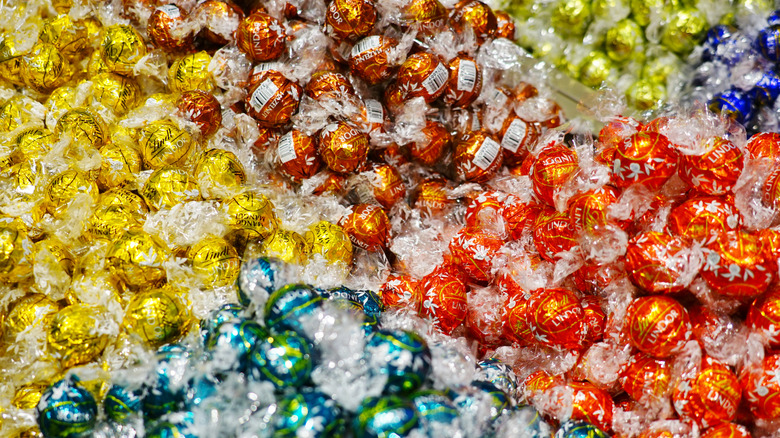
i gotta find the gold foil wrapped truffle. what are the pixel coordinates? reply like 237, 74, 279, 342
123, 285, 192, 347
305, 221, 353, 265
105, 230, 168, 288
47, 304, 109, 368
101, 24, 147, 75
188, 236, 241, 288
141, 166, 200, 210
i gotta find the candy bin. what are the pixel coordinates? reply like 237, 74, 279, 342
1, 0, 779, 437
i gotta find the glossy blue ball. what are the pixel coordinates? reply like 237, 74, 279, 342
749, 70, 780, 105
104, 384, 142, 423
411, 390, 459, 428
354, 395, 419, 438
205, 318, 267, 373
709, 88, 753, 125
756, 25, 780, 62
247, 330, 312, 389
554, 421, 609, 438
320, 287, 378, 334
366, 329, 431, 395
326, 287, 384, 318
769, 10, 780, 27
264, 284, 322, 335
274, 390, 345, 437
456, 381, 509, 421
200, 303, 244, 345
185, 374, 220, 408
701, 24, 737, 62
475, 358, 518, 399
239, 257, 287, 307
36, 377, 97, 438
142, 345, 191, 419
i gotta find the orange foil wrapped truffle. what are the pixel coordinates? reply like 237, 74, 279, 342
417, 263, 468, 334
567, 186, 623, 233
368, 163, 406, 210
672, 356, 741, 428
326, 0, 377, 41
449, 0, 498, 43
625, 231, 694, 294
380, 273, 420, 309
338, 204, 390, 251
611, 131, 678, 190
502, 286, 535, 346
276, 129, 322, 180
318, 122, 370, 174
740, 353, 780, 419
244, 70, 302, 127
148, 4, 194, 52
746, 131, 780, 160
443, 55, 482, 108
409, 120, 451, 166
389, 52, 449, 104
625, 295, 692, 359
194, 0, 244, 45
619, 352, 673, 403
531, 144, 578, 206
533, 208, 578, 261
499, 115, 541, 166
666, 196, 742, 243
494, 10, 516, 39
453, 130, 503, 183
526, 288, 586, 350
748, 286, 780, 348
405, 0, 447, 33
305, 70, 355, 100
177, 90, 222, 137
414, 177, 451, 214
700, 230, 774, 300
448, 227, 503, 284
349, 35, 398, 85
237, 12, 287, 62
679, 137, 744, 195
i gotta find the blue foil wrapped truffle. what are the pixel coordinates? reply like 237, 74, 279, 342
36, 376, 97, 438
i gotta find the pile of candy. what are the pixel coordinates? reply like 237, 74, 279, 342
690, 8, 780, 135
510, 0, 773, 111
3, 0, 780, 437
34, 258, 571, 437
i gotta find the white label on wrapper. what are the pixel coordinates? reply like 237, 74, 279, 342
501, 118, 528, 153
249, 78, 279, 112
253, 63, 278, 74
351, 35, 382, 58
457, 60, 477, 92
422, 63, 449, 95
157, 4, 181, 17
278, 132, 296, 163
365, 99, 384, 124
473, 137, 500, 170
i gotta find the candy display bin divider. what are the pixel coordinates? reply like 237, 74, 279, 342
503, 44, 606, 133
